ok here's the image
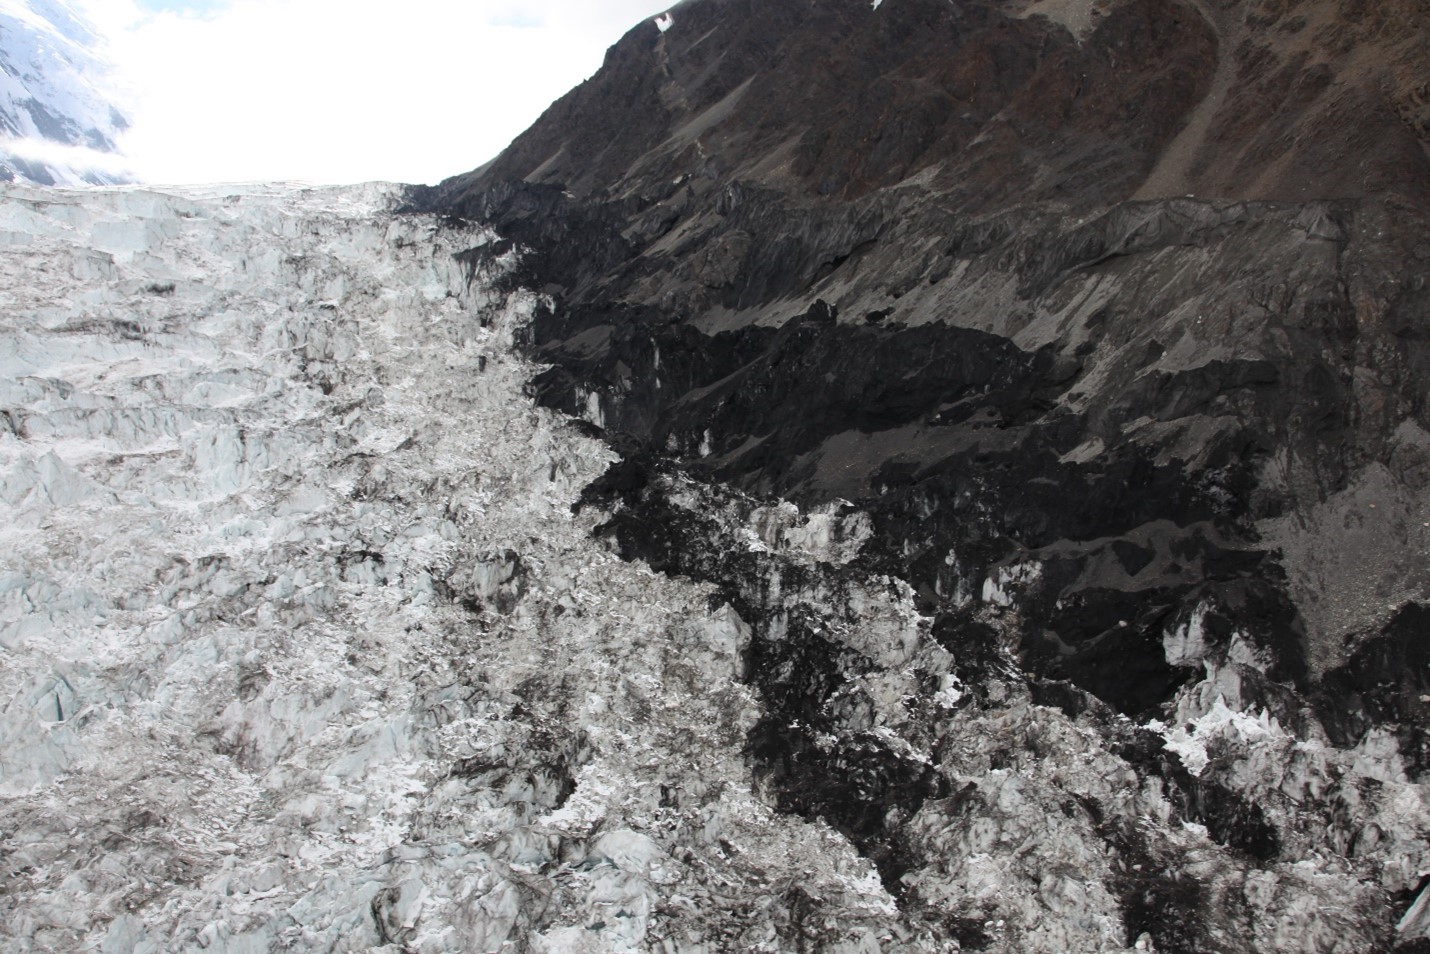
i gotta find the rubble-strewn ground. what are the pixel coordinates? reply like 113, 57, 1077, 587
0, 184, 1427, 953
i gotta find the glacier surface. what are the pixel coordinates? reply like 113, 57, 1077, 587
0, 182, 906, 953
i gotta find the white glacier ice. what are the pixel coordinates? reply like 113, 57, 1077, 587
0, 181, 908, 952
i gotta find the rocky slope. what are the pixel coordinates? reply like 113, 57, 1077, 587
407, 0, 1430, 948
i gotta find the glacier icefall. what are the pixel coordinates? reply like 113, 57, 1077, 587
0, 183, 894, 952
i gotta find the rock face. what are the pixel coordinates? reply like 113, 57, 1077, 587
407, 0, 1430, 948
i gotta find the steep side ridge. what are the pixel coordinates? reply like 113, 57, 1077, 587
415, 0, 1430, 710
410, 0, 1430, 947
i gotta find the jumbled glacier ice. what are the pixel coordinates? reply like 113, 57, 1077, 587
1, 182, 1429, 953
0, 182, 900, 953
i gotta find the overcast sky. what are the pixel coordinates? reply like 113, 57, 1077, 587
76, 0, 673, 185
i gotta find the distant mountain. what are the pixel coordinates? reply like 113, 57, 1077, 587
0, 0, 131, 185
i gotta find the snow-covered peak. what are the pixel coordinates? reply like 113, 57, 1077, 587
0, 0, 131, 186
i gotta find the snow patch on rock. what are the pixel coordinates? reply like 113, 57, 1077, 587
981, 560, 1041, 607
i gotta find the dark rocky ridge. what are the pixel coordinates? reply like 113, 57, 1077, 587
415, 0, 1430, 719
410, 0, 1430, 943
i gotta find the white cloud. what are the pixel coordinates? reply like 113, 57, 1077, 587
76, 0, 673, 185
1, 134, 134, 177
